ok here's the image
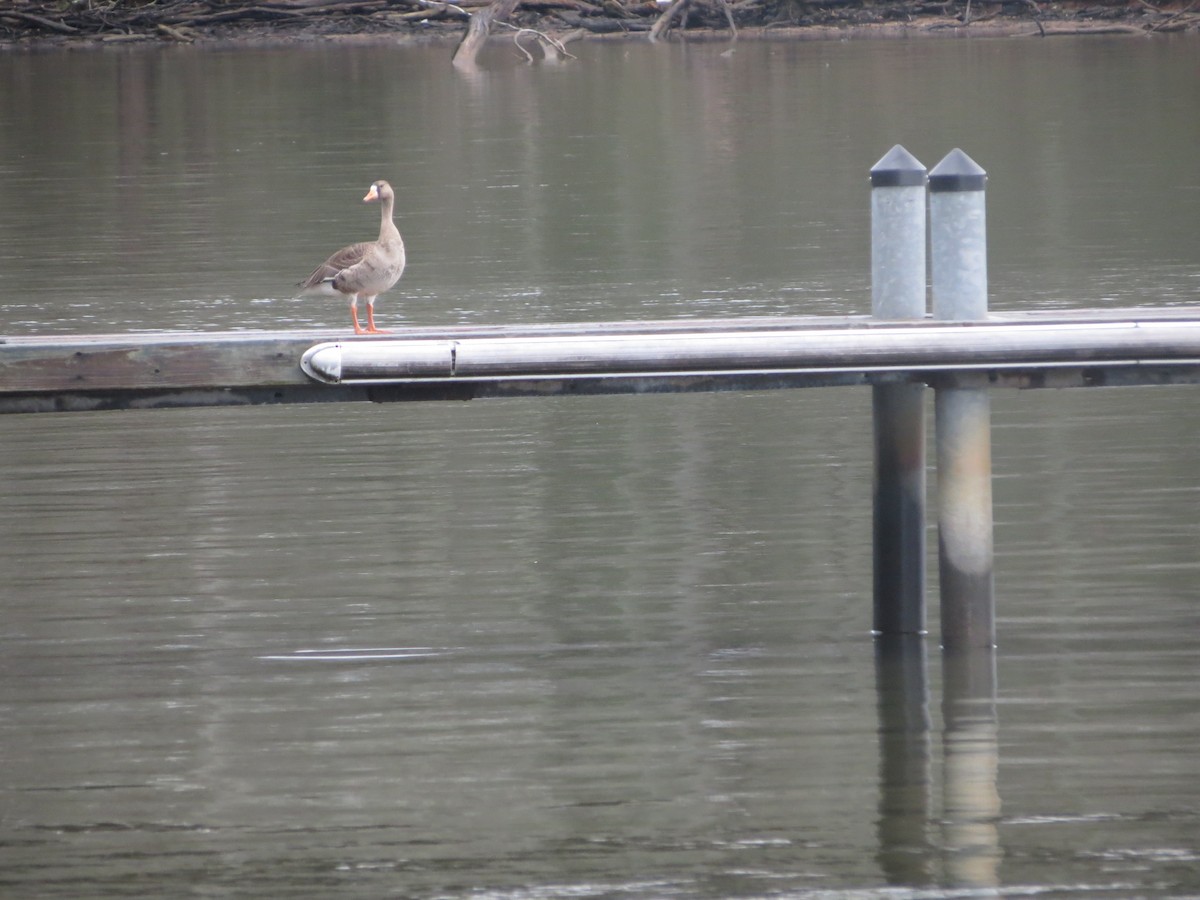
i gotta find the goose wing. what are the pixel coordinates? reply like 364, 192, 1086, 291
298, 241, 371, 290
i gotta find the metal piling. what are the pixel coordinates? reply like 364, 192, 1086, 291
930, 149, 996, 650
870, 145, 929, 636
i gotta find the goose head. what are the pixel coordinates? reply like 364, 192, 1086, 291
364, 180, 394, 204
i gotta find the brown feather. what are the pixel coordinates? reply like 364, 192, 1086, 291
298, 242, 370, 290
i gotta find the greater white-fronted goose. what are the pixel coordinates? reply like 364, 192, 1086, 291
299, 180, 406, 335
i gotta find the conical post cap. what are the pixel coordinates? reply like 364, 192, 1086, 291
929, 148, 987, 192
870, 144, 927, 188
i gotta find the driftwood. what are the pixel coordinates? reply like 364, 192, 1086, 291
0, 0, 1194, 44
1143, 0, 1200, 30
0, 8, 79, 33
648, 0, 734, 40
648, 0, 688, 40
451, 0, 518, 66
157, 21, 197, 40
499, 21, 578, 60
555, 12, 650, 30
391, 2, 468, 22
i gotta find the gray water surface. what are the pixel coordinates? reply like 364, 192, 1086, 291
0, 35, 1197, 898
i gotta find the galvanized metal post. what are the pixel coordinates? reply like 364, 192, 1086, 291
870, 145, 928, 636
930, 149, 995, 649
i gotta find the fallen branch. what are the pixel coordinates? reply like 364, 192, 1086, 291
554, 12, 651, 30
0, 9, 79, 33
269, 0, 384, 8
498, 20, 578, 60
183, 5, 312, 23
2, 0, 1194, 45
520, 0, 603, 9
648, 0, 735, 39
156, 21, 195, 40
648, 0, 689, 40
715, 0, 736, 37
1146, 0, 1199, 31
1017, 0, 1044, 36
393, 0, 470, 21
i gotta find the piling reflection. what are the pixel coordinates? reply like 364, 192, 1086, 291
875, 639, 1001, 891
874, 635, 933, 885
941, 647, 1001, 892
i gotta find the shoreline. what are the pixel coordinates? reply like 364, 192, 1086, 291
1, 1, 1196, 51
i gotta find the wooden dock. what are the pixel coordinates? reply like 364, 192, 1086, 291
1, 307, 1199, 415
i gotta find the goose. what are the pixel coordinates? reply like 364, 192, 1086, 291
298, 180, 406, 335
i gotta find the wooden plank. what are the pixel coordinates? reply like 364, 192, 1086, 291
0, 332, 322, 393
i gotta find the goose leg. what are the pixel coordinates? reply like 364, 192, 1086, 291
365, 296, 390, 334
350, 296, 368, 335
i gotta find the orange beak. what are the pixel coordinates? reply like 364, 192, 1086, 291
363, 184, 380, 203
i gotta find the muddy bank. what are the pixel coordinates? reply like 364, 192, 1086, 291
1, 0, 1196, 50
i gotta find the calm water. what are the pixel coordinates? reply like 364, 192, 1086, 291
1, 35, 1198, 899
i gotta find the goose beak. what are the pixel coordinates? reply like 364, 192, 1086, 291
363, 184, 380, 203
